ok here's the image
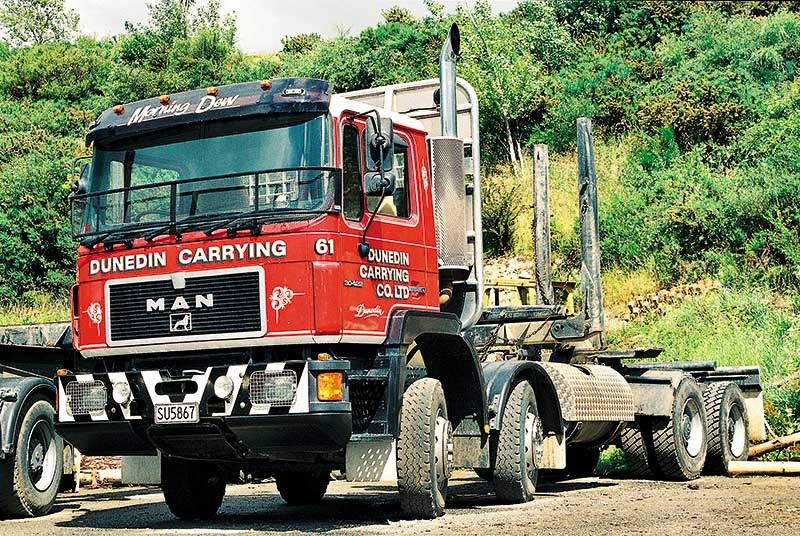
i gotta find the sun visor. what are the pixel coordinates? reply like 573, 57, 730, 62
86, 78, 333, 146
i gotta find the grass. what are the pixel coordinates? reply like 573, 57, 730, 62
0, 292, 70, 326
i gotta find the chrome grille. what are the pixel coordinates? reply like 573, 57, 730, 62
65, 380, 107, 416
250, 370, 297, 407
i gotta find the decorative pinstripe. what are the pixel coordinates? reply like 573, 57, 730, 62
57, 361, 310, 422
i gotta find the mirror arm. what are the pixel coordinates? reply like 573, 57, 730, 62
359, 143, 388, 258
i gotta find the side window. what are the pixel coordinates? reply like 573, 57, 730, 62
342, 124, 363, 221
366, 136, 411, 218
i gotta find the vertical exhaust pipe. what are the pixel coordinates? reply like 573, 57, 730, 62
533, 144, 554, 305
576, 118, 604, 338
439, 23, 460, 137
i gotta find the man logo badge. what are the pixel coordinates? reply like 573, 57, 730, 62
170, 313, 192, 332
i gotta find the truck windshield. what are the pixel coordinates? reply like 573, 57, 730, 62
73, 113, 335, 240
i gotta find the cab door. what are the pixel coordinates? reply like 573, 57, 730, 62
336, 116, 438, 341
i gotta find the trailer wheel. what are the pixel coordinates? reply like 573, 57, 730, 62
161, 458, 226, 520
396, 378, 452, 519
493, 382, 542, 503
565, 446, 601, 478
703, 382, 748, 475
0, 397, 63, 518
275, 470, 329, 505
621, 420, 654, 478
651, 377, 707, 480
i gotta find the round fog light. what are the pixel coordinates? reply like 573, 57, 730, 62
112, 382, 131, 405
214, 375, 234, 400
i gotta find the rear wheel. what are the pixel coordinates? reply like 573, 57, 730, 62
651, 377, 707, 480
161, 458, 226, 520
0, 398, 63, 518
621, 420, 654, 478
493, 382, 542, 503
396, 378, 452, 519
703, 382, 748, 475
275, 470, 329, 505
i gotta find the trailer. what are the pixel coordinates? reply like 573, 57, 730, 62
0, 323, 81, 516
0, 24, 765, 520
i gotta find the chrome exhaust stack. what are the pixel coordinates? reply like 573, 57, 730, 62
439, 24, 460, 137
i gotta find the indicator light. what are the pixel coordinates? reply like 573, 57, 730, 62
112, 105, 124, 115
159, 95, 171, 105
317, 372, 343, 401
206, 87, 218, 96
260, 79, 272, 90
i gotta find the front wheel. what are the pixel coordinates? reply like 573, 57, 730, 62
161, 458, 226, 520
0, 398, 63, 518
396, 378, 452, 519
493, 382, 542, 503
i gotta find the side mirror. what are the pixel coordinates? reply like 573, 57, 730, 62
70, 163, 90, 194
364, 171, 396, 196
365, 117, 394, 173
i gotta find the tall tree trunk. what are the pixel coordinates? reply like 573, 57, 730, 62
504, 116, 518, 175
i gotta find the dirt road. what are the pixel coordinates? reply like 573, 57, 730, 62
5, 471, 799, 535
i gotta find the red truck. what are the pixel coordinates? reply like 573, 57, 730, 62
0, 24, 764, 520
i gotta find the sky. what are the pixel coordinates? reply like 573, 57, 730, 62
64, 0, 519, 54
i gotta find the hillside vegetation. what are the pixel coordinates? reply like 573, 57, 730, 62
0, 0, 798, 433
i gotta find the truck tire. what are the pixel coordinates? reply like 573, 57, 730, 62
565, 445, 601, 478
275, 471, 329, 505
703, 382, 748, 475
0, 397, 63, 518
493, 381, 541, 503
161, 458, 226, 520
651, 377, 707, 480
621, 420, 654, 478
396, 378, 452, 519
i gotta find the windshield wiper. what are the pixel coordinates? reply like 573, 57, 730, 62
81, 214, 216, 249
203, 209, 332, 237
81, 229, 147, 250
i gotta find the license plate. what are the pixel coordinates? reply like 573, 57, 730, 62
154, 403, 199, 424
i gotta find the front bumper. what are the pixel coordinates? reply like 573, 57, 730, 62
55, 412, 352, 458
55, 359, 352, 459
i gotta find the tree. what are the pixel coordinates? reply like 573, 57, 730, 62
281, 33, 322, 54
458, 0, 574, 172
0, 0, 79, 46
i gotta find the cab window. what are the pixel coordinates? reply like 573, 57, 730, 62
367, 136, 410, 218
342, 123, 363, 221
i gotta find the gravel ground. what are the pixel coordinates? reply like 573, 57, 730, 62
4, 471, 799, 535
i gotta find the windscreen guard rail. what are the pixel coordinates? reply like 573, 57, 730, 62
71, 166, 341, 240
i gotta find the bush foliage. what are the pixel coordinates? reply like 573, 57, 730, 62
0, 0, 800, 297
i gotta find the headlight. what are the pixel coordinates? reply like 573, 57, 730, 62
112, 382, 132, 405
214, 375, 234, 400
65, 380, 107, 416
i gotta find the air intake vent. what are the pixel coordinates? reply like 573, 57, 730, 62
107, 268, 264, 344
430, 136, 469, 269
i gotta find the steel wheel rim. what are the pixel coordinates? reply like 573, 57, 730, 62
681, 398, 703, 457
28, 419, 58, 492
523, 408, 543, 479
728, 404, 746, 458
434, 409, 453, 495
